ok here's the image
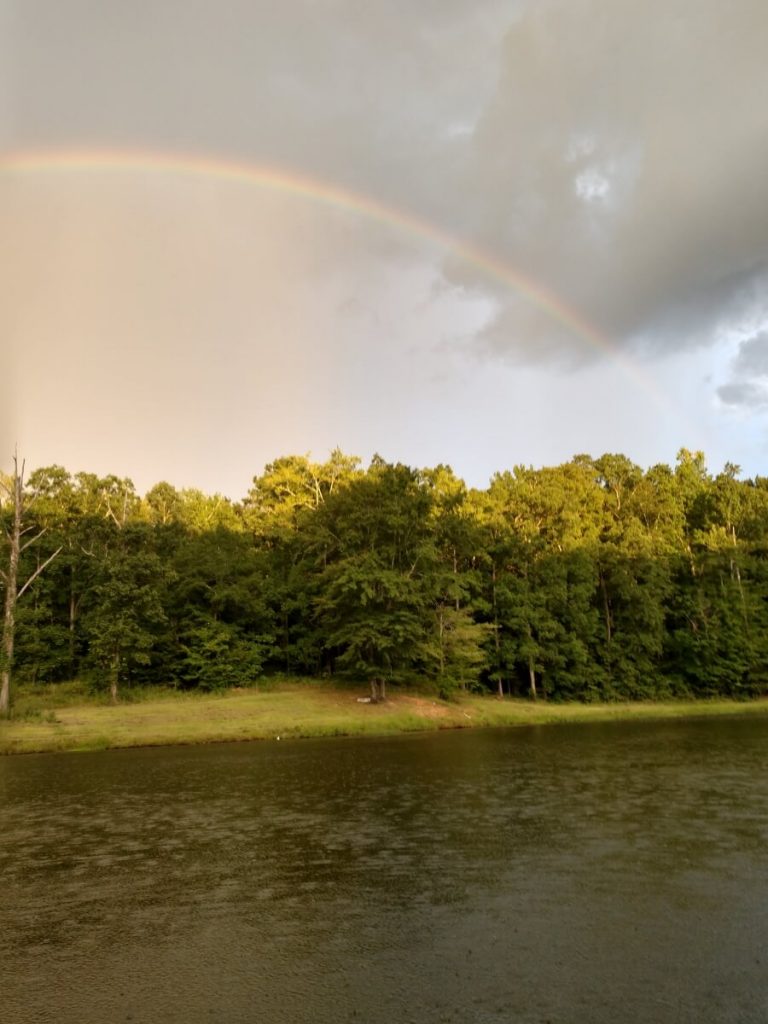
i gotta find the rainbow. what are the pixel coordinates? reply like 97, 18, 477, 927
0, 147, 659, 400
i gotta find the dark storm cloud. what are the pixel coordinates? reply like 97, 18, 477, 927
454, 0, 768, 359
4, 0, 509, 207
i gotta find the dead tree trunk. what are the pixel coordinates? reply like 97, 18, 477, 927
0, 467, 22, 716
0, 454, 62, 717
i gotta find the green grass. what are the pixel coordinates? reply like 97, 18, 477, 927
2, 679, 768, 755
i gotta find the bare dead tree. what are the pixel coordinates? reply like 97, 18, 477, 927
0, 453, 62, 716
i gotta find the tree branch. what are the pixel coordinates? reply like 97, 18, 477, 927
104, 498, 123, 529
20, 527, 48, 553
17, 547, 63, 600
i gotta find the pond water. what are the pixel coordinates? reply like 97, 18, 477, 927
2, 716, 768, 1023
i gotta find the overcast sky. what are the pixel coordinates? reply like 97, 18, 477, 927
2, 0, 768, 496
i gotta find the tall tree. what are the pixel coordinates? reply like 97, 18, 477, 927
243, 451, 361, 673
80, 526, 169, 701
314, 458, 438, 699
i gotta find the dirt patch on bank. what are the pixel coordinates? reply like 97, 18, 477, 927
393, 695, 454, 720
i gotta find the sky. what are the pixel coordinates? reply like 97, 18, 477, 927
2, 0, 768, 497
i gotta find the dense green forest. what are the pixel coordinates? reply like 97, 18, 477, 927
2, 448, 768, 708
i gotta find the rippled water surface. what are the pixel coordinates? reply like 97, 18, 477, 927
3, 716, 768, 1023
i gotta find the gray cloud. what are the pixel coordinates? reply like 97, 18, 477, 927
717, 381, 768, 409
731, 332, 768, 377
717, 330, 768, 408
3, 0, 768, 489
5, 0, 767, 365
4, 1, 508, 204
453, 0, 768, 359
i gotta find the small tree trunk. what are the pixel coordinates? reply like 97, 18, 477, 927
599, 572, 612, 645
110, 652, 120, 704
528, 658, 538, 701
69, 580, 77, 678
369, 677, 387, 702
730, 525, 748, 628
491, 562, 501, 689
283, 610, 290, 672
438, 607, 445, 680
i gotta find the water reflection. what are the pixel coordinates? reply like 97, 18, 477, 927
3, 717, 768, 1023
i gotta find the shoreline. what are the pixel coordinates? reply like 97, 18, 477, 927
2, 683, 768, 755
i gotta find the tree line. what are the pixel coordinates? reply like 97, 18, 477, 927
2, 448, 767, 710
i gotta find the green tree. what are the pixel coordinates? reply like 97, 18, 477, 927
81, 528, 170, 701
314, 458, 437, 699
243, 451, 361, 673
165, 526, 275, 688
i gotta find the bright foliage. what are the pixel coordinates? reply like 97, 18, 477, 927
3, 449, 768, 700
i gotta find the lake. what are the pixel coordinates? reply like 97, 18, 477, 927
2, 716, 768, 1023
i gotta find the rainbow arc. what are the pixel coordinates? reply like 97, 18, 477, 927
0, 147, 662, 404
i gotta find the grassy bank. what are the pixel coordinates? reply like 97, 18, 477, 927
2, 680, 768, 755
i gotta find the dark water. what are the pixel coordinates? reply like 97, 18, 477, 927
3, 717, 768, 1024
